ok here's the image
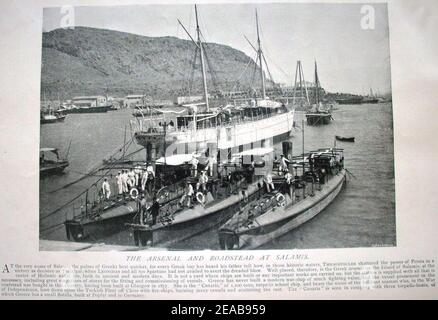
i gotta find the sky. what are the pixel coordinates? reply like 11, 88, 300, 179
43, 3, 392, 95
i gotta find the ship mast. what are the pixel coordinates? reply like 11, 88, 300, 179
293, 60, 310, 106
195, 5, 210, 112
256, 10, 266, 100
314, 61, 319, 105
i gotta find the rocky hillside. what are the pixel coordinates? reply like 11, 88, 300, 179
41, 26, 267, 99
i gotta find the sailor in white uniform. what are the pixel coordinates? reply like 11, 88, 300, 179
141, 169, 149, 192
196, 170, 209, 192
205, 154, 216, 177
102, 178, 111, 200
279, 154, 291, 175
179, 181, 194, 207
285, 171, 293, 185
190, 155, 199, 177
146, 163, 155, 178
116, 171, 123, 197
134, 166, 142, 187
121, 170, 129, 194
127, 169, 135, 189
145, 163, 155, 193
264, 172, 275, 193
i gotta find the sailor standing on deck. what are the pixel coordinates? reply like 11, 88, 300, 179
190, 154, 199, 177
279, 154, 291, 175
138, 194, 147, 225
179, 181, 194, 208
309, 153, 315, 172
102, 178, 111, 200
141, 169, 149, 193
264, 172, 275, 193
146, 163, 155, 178
196, 170, 209, 193
285, 171, 293, 185
116, 171, 123, 197
205, 153, 217, 177
134, 166, 142, 187
284, 171, 294, 198
127, 169, 136, 190
121, 170, 129, 195
145, 163, 155, 193
150, 196, 160, 225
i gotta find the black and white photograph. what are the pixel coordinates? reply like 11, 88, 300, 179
39, 2, 395, 251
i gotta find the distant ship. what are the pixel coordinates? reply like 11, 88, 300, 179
40, 108, 66, 124
59, 96, 113, 113
336, 96, 364, 105
361, 88, 379, 104
305, 61, 333, 125
40, 147, 69, 176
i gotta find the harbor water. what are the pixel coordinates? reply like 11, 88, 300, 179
40, 103, 396, 250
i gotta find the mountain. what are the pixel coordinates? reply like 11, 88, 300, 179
41, 26, 268, 99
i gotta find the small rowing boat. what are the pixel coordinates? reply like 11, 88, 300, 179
335, 135, 355, 142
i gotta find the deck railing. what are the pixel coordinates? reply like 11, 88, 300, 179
132, 109, 290, 134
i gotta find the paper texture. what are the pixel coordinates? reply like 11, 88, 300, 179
0, 0, 437, 299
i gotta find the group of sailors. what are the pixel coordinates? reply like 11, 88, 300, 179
190, 153, 216, 178
99, 150, 341, 225
266, 150, 344, 201
100, 163, 156, 200
263, 154, 293, 193
179, 169, 210, 208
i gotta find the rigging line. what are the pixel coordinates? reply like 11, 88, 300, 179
183, 10, 195, 94
48, 137, 134, 194
202, 44, 219, 91
258, 24, 290, 83
249, 53, 259, 90
198, 32, 217, 82
261, 52, 275, 84
203, 52, 217, 91
66, 169, 110, 178
244, 50, 258, 88
42, 178, 98, 222
41, 188, 90, 221
83, 134, 136, 173
49, 151, 126, 194
262, 46, 290, 82
188, 45, 199, 95
183, 40, 192, 93
40, 222, 65, 234
186, 44, 196, 94
198, 8, 210, 44
177, 18, 200, 93
231, 57, 254, 92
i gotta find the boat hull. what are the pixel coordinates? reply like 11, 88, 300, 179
362, 98, 379, 104
41, 116, 66, 124
128, 180, 265, 248
220, 170, 346, 250
65, 200, 137, 241
335, 136, 355, 142
134, 110, 295, 151
306, 113, 332, 125
64, 105, 112, 114
40, 162, 69, 177
132, 202, 240, 248
336, 98, 363, 105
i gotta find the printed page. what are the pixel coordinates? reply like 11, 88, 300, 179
0, 0, 437, 300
